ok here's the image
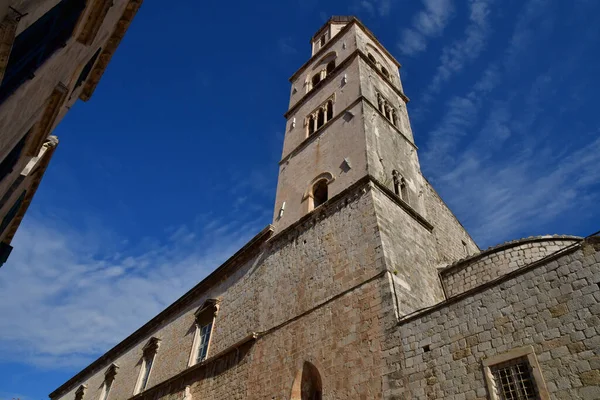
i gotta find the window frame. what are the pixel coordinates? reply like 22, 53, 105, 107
482, 345, 549, 400
188, 300, 219, 367
99, 364, 117, 400
133, 337, 160, 395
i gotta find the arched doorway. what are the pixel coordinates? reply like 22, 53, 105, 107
290, 361, 322, 400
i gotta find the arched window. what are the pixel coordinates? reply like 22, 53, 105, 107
317, 108, 325, 129
326, 60, 335, 75
290, 362, 323, 400
326, 100, 333, 121
368, 53, 377, 64
391, 109, 398, 126
381, 66, 390, 79
313, 180, 328, 208
312, 73, 321, 88
308, 115, 315, 135
384, 105, 391, 120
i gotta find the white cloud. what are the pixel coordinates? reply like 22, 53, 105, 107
398, 0, 455, 55
419, 0, 600, 247
355, 0, 393, 17
0, 210, 268, 369
422, 0, 496, 101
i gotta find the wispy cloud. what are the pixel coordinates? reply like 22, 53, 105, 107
421, 0, 496, 103
0, 206, 269, 368
421, 0, 600, 246
354, 0, 393, 18
277, 37, 298, 56
398, 0, 455, 55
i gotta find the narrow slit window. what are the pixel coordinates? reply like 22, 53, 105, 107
320, 35, 326, 47
391, 110, 398, 126
326, 100, 333, 121
377, 94, 384, 113
313, 180, 328, 208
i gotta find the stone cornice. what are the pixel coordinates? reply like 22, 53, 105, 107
49, 224, 274, 400
79, 0, 143, 101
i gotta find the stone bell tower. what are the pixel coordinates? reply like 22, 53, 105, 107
272, 16, 479, 315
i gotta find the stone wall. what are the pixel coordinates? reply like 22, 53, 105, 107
51, 182, 395, 400
441, 236, 581, 297
383, 238, 600, 400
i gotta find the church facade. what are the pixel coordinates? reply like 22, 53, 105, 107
51, 16, 600, 400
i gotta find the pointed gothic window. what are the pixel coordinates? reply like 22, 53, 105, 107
326, 60, 335, 75
326, 100, 333, 121
316, 108, 325, 129
313, 180, 328, 208
308, 115, 315, 135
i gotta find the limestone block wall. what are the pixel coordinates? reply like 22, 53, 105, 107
422, 181, 479, 266
383, 239, 600, 400
51, 182, 394, 400
441, 236, 581, 297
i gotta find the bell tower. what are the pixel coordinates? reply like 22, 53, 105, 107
271, 16, 479, 315
272, 16, 423, 233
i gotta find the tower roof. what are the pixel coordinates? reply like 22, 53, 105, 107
311, 16, 356, 41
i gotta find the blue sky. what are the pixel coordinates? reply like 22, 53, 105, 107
1, 0, 599, 398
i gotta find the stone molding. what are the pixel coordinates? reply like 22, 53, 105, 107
79, 0, 143, 101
